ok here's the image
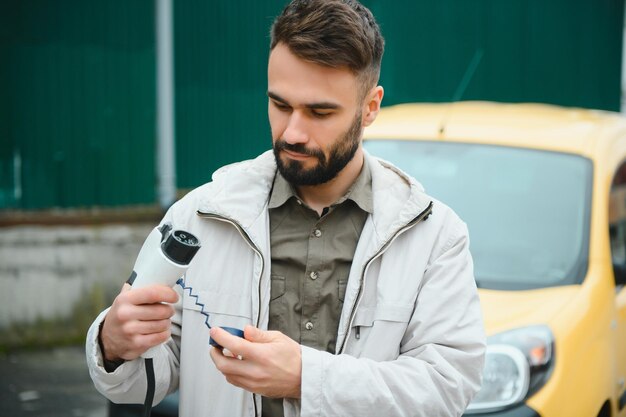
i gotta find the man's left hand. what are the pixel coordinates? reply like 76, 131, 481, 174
209, 325, 302, 398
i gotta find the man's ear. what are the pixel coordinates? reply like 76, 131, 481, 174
362, 86, 384, 127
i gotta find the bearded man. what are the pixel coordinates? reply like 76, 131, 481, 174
86, 1, 485, 416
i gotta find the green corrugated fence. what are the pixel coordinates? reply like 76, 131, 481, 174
2, 0, 156, 210
1, 0, 623, 209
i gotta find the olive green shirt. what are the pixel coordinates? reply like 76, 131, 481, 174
263, 159, 372, 417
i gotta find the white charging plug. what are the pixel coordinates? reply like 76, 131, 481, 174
128, 223, 201, 358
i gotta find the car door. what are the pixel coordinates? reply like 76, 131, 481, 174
609, 159, 626, 416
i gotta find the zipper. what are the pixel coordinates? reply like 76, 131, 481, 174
338, 201, 433, 354
196, 211, 264, 417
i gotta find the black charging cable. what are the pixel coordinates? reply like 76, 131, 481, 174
143, 358, 156, 417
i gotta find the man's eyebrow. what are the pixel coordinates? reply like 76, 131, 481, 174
267, 91, 341, 110
267, 91, 289, 105
307, 101, 341, 110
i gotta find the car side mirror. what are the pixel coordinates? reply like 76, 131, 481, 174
614, 262, 626, 286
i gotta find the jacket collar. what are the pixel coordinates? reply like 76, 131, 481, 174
366, 151, 432, 246
196, 149, 431, 241
196, 151, 277, 231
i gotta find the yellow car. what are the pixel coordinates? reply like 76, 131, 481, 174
363, 102, 626, 417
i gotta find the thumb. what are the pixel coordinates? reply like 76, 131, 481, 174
244, 325, 273, 343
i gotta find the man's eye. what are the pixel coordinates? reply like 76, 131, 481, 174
311, 110, 332, 118
273, 101, 291, 111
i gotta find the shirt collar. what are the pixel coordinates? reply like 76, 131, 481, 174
268, 170, 295, 209
268, 157, 373, 214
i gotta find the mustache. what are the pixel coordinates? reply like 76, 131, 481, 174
274, 139, 325, 160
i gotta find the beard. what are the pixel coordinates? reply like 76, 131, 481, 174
273, 113, 362, 186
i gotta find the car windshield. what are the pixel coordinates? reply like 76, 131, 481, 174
364, 140, 592, 290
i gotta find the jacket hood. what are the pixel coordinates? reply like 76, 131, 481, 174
367, 154, 432, 245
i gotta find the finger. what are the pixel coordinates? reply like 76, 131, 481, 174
128, 332, 172, 356
115, 302, 174, 323
131, 303, 175, 321
210, 347, 251, 376
210, 346, 226, 365
222, 348, 243, 360
126, 285, 179, 305
210, 327, 251, 358
125, 318, 171, 335
243, 325, 275, 343
210, 346, 241, 369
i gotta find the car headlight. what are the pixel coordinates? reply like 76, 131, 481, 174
466, 325, 555, 413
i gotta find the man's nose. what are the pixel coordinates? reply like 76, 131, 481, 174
283, 112, 308, 145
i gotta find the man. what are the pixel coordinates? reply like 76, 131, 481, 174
86, 1, 485, 416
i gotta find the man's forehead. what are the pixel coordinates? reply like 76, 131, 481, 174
268, 43, 360, 107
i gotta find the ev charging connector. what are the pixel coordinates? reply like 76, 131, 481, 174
128, 223, 200, 416
127, 222, 245, 416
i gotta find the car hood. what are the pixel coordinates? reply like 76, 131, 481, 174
478, 285, 580, 336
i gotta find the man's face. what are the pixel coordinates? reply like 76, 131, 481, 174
267, 43, 365, 186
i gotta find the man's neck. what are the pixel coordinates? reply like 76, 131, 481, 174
295, 148, 364, 216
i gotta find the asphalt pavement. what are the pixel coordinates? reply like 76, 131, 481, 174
0, 345, 108, 417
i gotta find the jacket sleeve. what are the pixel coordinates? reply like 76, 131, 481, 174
84, 287, 183, 405
295, 219, 486, 417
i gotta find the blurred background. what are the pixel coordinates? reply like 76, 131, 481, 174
0, 0, 624, 416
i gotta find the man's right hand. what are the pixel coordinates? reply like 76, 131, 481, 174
100, 283, 179, 362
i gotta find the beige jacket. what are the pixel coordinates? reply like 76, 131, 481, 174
86, 150, 485, 417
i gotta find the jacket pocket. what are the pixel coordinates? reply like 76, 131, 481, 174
346, 304, 413, 361
352, 304, 413, 326
349, 304, 414, 359
182, 289, 252, 330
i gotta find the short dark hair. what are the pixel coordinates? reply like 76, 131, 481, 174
270, 0, 384, 99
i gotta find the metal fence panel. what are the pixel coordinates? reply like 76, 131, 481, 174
370, 0, 623, 109
174, 0, 623, 189
174, 1, 278, 189
1, 0, 156, 209
1, 0, 622, 208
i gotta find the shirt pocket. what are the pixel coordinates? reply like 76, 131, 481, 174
268, 275, 287, 333
338, 279, 347, 303
270, 275, 286, 301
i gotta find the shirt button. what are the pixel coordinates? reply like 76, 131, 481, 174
309, 271, 318, 280
313, 229, 322, 237
305, 322, 314, 330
